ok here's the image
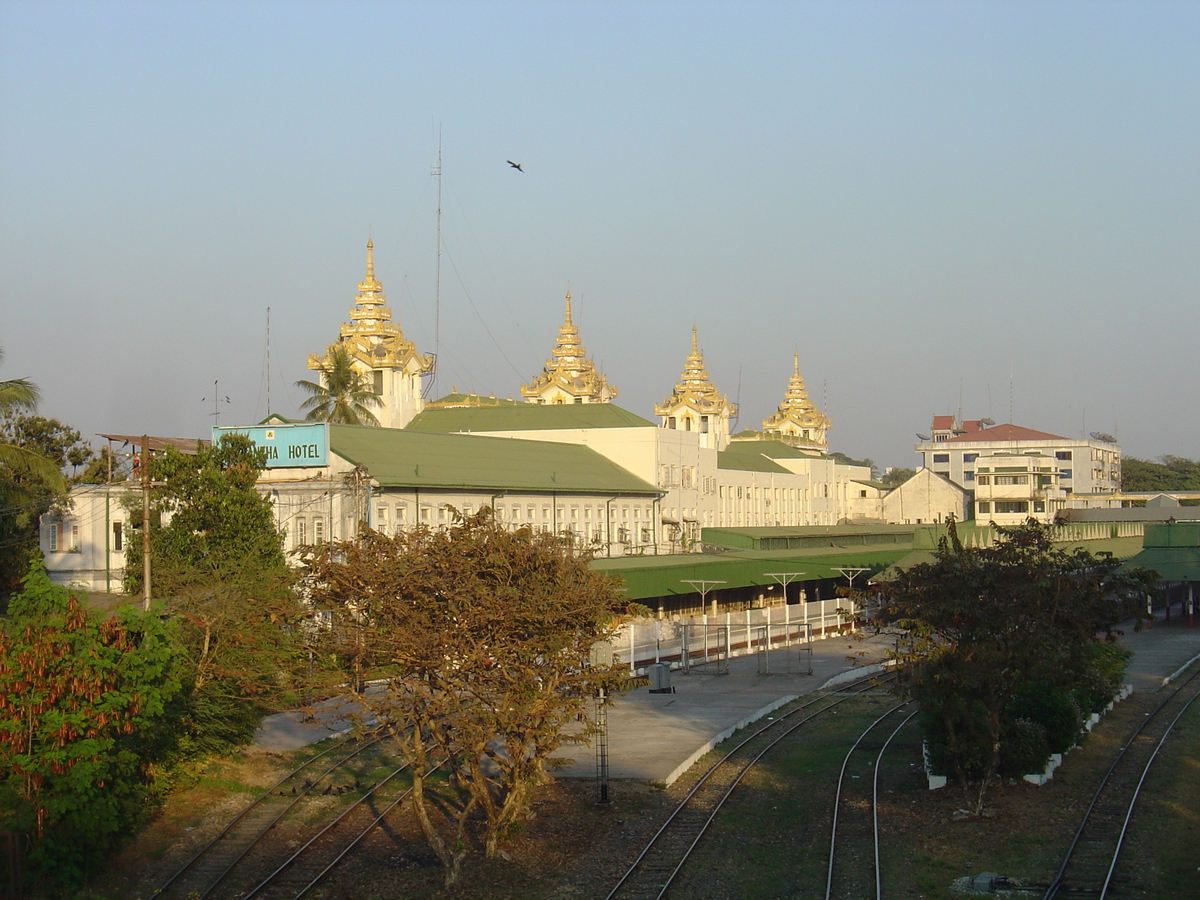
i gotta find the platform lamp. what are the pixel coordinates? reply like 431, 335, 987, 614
834, 567, 871, 628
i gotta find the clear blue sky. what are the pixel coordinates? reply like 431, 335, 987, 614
2, 1, 1197, 469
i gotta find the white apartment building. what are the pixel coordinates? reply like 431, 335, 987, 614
915, 416, 1121, 497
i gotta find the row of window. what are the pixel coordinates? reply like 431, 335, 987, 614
977, 500, 1047, 514
47, 521, 126, 554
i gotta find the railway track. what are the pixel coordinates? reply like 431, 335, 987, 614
1042, 665, 1200, 900
824, 702, 917, 900
603, 671, 894, 900
153, 734, 417, 900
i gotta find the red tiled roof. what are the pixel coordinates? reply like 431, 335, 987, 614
943, 423, 1068, 443
931, 416, 985, 433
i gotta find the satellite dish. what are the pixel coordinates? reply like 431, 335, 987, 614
916, 433, 930, 441
980, 418, 995, 426
1090, 431, 1117, 443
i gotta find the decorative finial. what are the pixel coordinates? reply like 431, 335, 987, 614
366, 239, 375, 280
564, 291, 573, 326
691, 325, 698, 354
793, 352, 800, 377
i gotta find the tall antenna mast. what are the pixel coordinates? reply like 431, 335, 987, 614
265, 306, 271, 416
432, 126, 442, 397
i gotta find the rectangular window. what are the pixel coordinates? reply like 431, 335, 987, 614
995, 475, 1029, 485
933, 454, 950, 464
421, 507, 431, 522
372, 370, 384, 395
935, 434, 948, 441
50, 522, 61, 552
995, 501, 1029, 514
964, 472, 975, 482
113, 521, 123, 552
512, 505, 520, 521
297, 518, 306, 544
314, 518, 325, 543
976, 475, 990, 485
1033, 500, 1046, 512
70, 525, 79, 552
397, 506, 407, 523
1060, 469, 1073, 479
962, 453, 979, 463
977, 501, 991, 513
1056, 451, 1073, 460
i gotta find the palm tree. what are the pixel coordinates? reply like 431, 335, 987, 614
1, 347, 65, 505
0, 347, 41, 415
294, 344, 383, 426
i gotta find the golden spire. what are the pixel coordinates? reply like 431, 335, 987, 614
655, 327, 735, 419
761, 352, 829, 446
519, 291, 616, 403
358, 238, 382, 293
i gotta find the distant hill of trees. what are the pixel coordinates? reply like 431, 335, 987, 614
1122, 456, 1200, 492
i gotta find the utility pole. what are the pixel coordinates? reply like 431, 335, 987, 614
141, 435, 151, 611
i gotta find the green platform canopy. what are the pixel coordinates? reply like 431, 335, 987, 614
1125, 522, 1200, 582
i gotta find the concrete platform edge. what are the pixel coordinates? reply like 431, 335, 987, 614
1164, 651, 1200, 686
659, 661, 889, 787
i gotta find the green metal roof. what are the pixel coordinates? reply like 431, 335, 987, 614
725, 438, 823, 459
1124, 523, 1200, 581
405, 403, 654, 434
427, 392, 521, 407
591, 547, 910, 600
874, 534, 1147, 583
716, 450, 791, 473
327, 425, 658, 495
704, 524, 918, 551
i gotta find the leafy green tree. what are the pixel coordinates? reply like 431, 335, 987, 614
294, 344, 382, 425
304, 511, 634, 886
0, 351, 66, 604
862, 519, 1155, 814
881, 467, 916, 487
124, 434, 305, 753
0, 559, 180, 889
0, 414, 96, 478
1122, 455, 1200, 492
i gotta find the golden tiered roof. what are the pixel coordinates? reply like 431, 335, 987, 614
307, 240, 433, 377
520, 292, 616, 404
761, 353, 830, 444
654, 327, 736, 419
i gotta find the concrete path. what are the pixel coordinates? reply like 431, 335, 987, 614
252, 614, 1200, 786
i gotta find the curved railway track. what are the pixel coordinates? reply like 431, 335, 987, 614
603, 671, 894, 900
824, 702, 917, 900
1043, 665, 1200, 900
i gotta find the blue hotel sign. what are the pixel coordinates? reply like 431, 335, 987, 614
214, 423, 328, 468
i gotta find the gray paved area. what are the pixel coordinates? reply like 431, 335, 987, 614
252, 613, 1200, 786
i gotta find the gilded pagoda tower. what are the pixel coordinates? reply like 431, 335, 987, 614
520, 293, 616, 404
654, 327, 736, 450
306, 240, 433, 429
760, 353, 830, 450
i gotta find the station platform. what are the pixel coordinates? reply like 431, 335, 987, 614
253, 614, 1200, 786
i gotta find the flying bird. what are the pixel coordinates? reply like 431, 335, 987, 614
507, 160, 524, 172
